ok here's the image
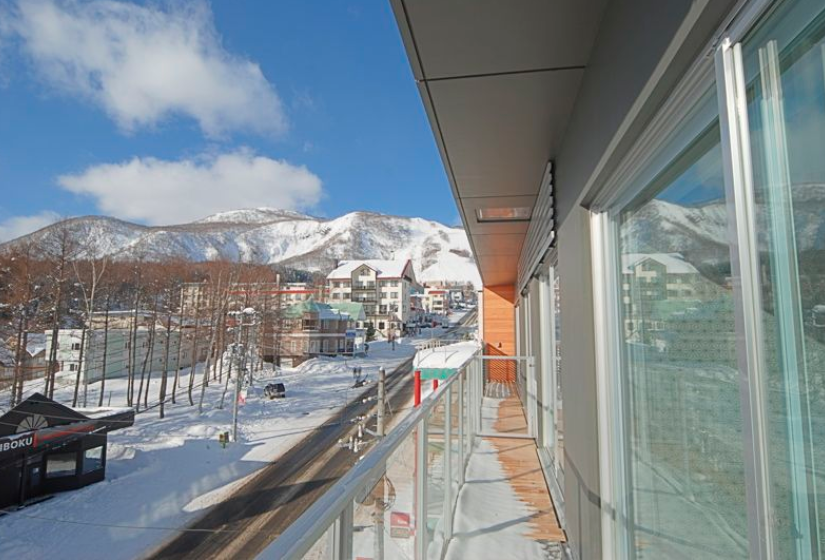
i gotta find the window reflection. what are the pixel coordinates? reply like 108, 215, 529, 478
617, 96, 749, 558
743, 0, 825, 555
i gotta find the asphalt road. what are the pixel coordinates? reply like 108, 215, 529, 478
147, 310, 476, 560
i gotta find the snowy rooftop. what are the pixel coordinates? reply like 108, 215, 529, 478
326, 259, 411, 280
326, 301, 367, 321
0, 341, 15, 366
26, 333, 46, 357
73, 406, 136, 419
283, 299, 351, 321
622, 252, 699, 275
414, 341, 479, 370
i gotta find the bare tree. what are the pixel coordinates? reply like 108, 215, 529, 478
72, 236, 109, 407
97, 293, 111, 407
172, 286, 185, 404
126, 264, 144, 407
186, 288, 202, 406
41, 222, 78, 398
159, 307, 173, 418
139, 294, 159, 410
6, 242, 46, 407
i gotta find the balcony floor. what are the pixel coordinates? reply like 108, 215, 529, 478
445, 383, 565, 560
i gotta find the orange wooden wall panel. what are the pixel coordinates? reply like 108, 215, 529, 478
483, 285, 516, 382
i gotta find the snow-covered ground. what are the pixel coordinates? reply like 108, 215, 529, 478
445, 438, 552, 560
445, 393, 558, 560
0, 332, 467, 560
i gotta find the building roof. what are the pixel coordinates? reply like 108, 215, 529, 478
327, 302, 366, 321
622, 253, 699, 275
26, 333, 46, 357
326, 259, 413, 280
0, 393, 135, 466
283, 298, 351, 321
0, 341, 15, 367
90, 309, 154, 317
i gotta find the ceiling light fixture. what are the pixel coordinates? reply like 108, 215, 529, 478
475, 206, 532, 223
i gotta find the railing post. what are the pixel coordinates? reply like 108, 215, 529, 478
475, 358, 483, 435
416, 418, 428, 560
414, 369, 421, 407
330, 501, 353, 560
444, 384, 454, 543
458, 371, 465, 484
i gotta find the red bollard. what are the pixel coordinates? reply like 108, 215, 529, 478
432, 379, 439, 392
414, 370, 422, 407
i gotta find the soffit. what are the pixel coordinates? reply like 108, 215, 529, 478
399, 0, 604, 80
391, 0, 607, 287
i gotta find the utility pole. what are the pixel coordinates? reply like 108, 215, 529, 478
231, 308, 257, 442
377, 366, 386, 438
231, 314, 243, 443
375, 365, 387, 560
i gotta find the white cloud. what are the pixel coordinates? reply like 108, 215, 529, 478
0, 210, 61, 242
9, 0, 286, 137
58, 149, 323, 225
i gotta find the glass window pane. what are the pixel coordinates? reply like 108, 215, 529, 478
616, 91, 749, 558
450, 385, 460, 503
46, 453, 77, 477
299, 524, 334, 560
553, 272, 564, 485
83, 446, 103, 474
425, 400, 446, 559
742, 0, 825, 555
351, 420, 418, 560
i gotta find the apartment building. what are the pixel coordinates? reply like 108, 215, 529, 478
182, 281, 322, 314
326, 259, 417, 336
0, 342, 14, 385
266, 2, 825, 559
417, 286, 447, 314
278, 282, 323, 308
88, 310, 156, 330
277, 300, 364, 367
180, 281, 212, 315
45, 327, 207, 383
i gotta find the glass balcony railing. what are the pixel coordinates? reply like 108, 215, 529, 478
259, 350, 483, 560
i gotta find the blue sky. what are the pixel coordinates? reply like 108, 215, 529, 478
0, 0, 454, 240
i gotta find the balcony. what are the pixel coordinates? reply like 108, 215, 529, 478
352, 282, 377, 290
260, 350, 564, 559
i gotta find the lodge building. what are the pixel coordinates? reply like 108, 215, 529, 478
0, 393, 134, 509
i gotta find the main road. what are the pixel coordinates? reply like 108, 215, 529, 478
147, 309, 476, 560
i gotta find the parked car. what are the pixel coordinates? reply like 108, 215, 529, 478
264, 383, 286, 399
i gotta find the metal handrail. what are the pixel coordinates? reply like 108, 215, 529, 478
258, 349, 480, 560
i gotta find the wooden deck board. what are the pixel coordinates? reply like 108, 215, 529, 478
488, 387, 566, 543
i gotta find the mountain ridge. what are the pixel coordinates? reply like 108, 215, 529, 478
1, 209, 483, 286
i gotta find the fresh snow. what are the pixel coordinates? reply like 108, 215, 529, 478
445, 436, 550, 560
0, 333, 460, 560
414, 341, 480, 371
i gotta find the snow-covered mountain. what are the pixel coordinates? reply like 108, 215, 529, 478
621, 183, 825, 259
2, 209, 483, 286
10, 183, 824, 288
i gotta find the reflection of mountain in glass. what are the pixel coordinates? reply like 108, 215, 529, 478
622, 184, 825, 280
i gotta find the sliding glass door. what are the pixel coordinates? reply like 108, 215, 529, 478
738, 0, 825, 555
592, 0, 825, 558
610, 89, 750, 559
